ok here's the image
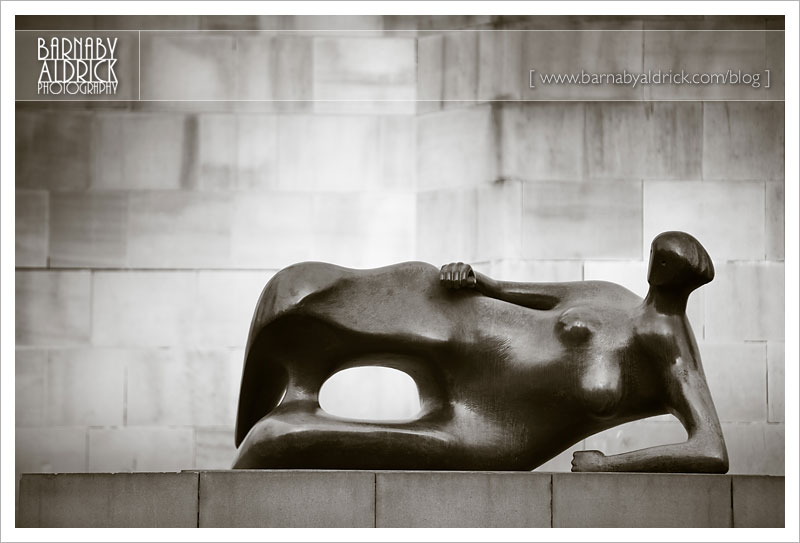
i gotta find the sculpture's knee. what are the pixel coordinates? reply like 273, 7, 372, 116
647, 231, 714, 292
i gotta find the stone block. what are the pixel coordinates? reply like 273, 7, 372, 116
195, 114, 236, 189
16, 427, 86, 475
15, 190, 48, 267
234, 35, 277, 101
476, 180, 522, 261
16, 271, 91, 346
552, 472, 730, 527
49, 192, 128, 268
94, 15, 201, 30
193, 271, 273, 347
584, 418, 688, 457
643, 180, 765, 261
376, 472, 551, 527
126, 349, 239, 427
722, 423, 784, 475
417, 34, 444, 114
765, 16, 784, 30
141, 33, 236, 100
199, 471, 375, 527
46, 349, 125, 426
89, 114, 124, 189
521, 29, 645, 100
290, 15, 384, 32
584, 102, 703, 180
767, 342, 784, 423
767, 182, 785, 260
235, 114, 279, 189
91, 271, 195, 347
442, 31, 479, 107
413, 15, 491, 31
703, 102, 784, 181
128, 191, 233, 268
273, 36, 314, 104
195, 428, 236, 470
732, 476, 784, 527
15, 15, 97, 30
417, 105, 498, 189
230, 191, 314, 269
641, 15, 771, 30
18, 472, 198, 527
311, 192, 416, 268
583, 261, 648, 297
92, 113, 187, 190
500, 103, 585, 181
644, 30, 768, 100
88, 427, 195, 472
478, 31, 523, 101
313, 37, 415, 114
705, 262, 784, 342
489, 260, 583, 282
16, 111, 91, 191
379, 116, 416, 190
278, 115, 380, 191
765, 30, 785, 101
417, 188, 477, 263
15, 349, 46, 427
700, 343, 767, 422
522, 181, 642, 259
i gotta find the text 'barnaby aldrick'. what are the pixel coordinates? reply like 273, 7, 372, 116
37, 37, 119, 95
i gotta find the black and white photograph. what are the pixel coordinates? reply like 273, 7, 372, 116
1, 1, 797, 539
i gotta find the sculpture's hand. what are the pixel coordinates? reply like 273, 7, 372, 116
440, 262, 477, 289
571, 450, 606, 472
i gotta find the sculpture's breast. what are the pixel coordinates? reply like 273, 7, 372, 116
556, 306, 601, 346
555, 305, 632, 419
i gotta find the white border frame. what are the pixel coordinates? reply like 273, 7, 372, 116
2, 2, 797, 542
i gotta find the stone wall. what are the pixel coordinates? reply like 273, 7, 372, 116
15, 15, 785, 488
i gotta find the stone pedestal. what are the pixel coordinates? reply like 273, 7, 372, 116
18, 471, 784, 528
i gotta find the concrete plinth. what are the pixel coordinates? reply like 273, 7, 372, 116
18, 472, 198, 528
18, 471, 785, 528
553, 473, 732, 527
199, 470, 374, 527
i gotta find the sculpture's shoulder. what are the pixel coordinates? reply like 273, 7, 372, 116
628, 307, 697, 366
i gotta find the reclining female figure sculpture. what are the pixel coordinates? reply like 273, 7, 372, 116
233, 231, 728, 473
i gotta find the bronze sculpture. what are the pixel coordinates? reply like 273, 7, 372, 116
233, 231, 728, 473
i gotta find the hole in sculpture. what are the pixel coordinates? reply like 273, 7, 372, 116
319, 366, 422, 421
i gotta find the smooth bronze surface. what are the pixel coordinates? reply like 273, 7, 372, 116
233, 231, 728, 473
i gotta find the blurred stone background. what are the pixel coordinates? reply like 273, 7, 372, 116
15, 14, 784, 490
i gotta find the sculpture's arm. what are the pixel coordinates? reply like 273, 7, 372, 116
572, 325, 728, 473
439, 262, 566, 310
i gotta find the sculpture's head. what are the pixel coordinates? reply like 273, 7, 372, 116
647, 231, 714, 293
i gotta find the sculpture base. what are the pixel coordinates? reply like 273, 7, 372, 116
18, 470, 784, 528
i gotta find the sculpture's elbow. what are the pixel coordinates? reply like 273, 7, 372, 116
708, 448, 729, 474
698, 454, 728, 474
694, 437, 729, 474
